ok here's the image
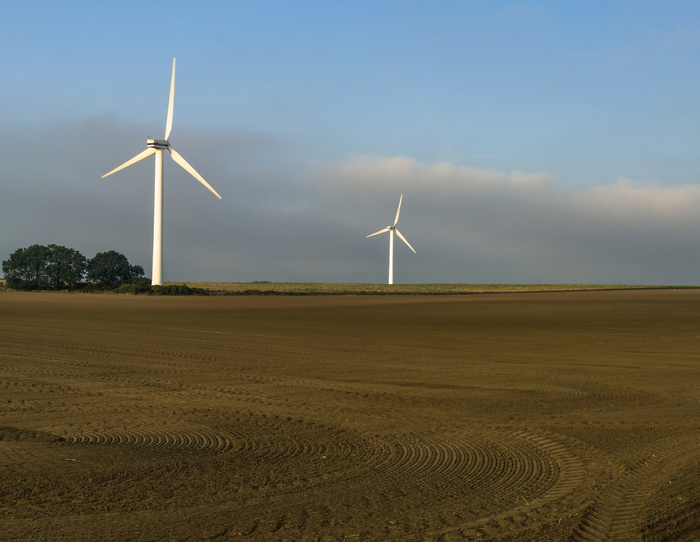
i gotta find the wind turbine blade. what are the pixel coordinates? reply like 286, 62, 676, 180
168, 147, 222, 199
395, 229, 416, 253
102, 147, 157, 178
164, 58, 176, 140
366, 227, 390, 238
393, 193, 404, 226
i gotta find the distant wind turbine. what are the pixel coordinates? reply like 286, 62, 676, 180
102, 58, 222, 286
366, 193, 416, 284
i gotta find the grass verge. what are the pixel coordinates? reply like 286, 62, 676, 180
179, 283, 695, 295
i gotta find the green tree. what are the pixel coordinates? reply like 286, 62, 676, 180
86, 251, 145, 288
2, 244, 86, 290
2, 245, 52, 289
45, 244, 87, 289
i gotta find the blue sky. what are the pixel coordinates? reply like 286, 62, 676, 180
2, 1, 700, 284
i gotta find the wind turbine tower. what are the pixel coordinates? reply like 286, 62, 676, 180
366, 193, 416, 284
102, 58, 221, 285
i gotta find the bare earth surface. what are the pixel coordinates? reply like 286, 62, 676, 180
0, 290, 698, 541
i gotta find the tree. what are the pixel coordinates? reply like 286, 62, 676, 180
3, 245, 53, 289
3, 246, 145, 291
2, 244, 87, 290
45, 244, 87, 289
86, 250, 145, 288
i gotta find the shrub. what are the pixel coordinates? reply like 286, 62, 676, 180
149, 284, 209, 296
115, 280, 153, 295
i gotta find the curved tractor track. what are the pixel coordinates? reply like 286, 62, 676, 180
570, 436, 700, 542
51, 418, 591, 539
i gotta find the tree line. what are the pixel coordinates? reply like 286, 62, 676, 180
2, 245, 146, 291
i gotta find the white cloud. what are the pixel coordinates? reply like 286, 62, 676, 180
581, 177, 700, 225
319, 155, 700, 227
321, 155, 554, 194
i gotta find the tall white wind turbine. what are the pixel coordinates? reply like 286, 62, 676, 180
102, 58, 222, 286
366, 193, 416, 285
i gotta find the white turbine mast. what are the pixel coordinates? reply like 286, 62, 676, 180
102, 57, 221, 286
366, 193, 416, 284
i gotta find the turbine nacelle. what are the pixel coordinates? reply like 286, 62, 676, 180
147, 138, 170, 150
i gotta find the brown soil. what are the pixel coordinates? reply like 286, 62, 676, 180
1, 289, 698, 541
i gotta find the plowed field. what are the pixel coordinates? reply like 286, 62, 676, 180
1, 289, 698, 541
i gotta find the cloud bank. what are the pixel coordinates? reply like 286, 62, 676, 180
313, 155, 700, 284
2, 120, 699, 285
